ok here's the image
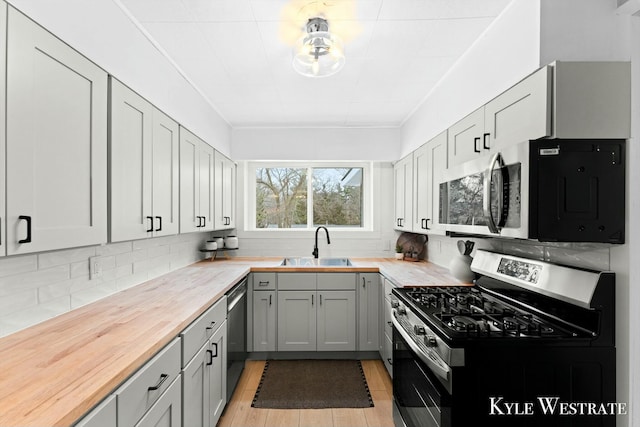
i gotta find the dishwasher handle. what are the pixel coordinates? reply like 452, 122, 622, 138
227, 279, 247, 312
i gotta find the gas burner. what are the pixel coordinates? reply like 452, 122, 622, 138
494, 315, 555, 337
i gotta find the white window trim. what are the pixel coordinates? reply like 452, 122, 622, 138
245, 161, 373, 232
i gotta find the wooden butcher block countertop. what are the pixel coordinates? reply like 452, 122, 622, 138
0, 257, 468, 427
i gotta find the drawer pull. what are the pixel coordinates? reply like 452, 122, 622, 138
212, 342, 218, 358
148, 373, 169, 391
387, 321, 392, 326
387, 358, 393, 366
258, 281, 270, 286
206, 349, 213, 366
206, 321, 216, 331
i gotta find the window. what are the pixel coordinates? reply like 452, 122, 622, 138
250, 163, 367, 230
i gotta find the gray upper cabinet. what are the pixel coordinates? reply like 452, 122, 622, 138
413, 131, 448, 235
5, 6, 108, 255
448, 107, 486, 167
179, 127, 214, 233
214, 151, 236, 230
393, 154, 413, 231
109, 79, 180, 242
357, 273, 380, 351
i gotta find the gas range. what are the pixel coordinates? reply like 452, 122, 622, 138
391, 250, 616, 427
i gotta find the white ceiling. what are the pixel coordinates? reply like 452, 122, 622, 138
116, 0, 512, 128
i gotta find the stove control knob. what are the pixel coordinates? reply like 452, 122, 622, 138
397, 305, 407, 315
390, 300, 400, 309
425, 335, 438, 347
413, 325, 426, 335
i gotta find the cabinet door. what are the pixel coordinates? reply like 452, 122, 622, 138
448, 107, 486, 167
209, 321, 227, 426
6, 7, 108, 255
152, 109, 179, 236
277, 291, 316, 351
485, 66, 551, 152
317, 290, 356, 351
179, 127, 213, 233
357, 273, 379, 351
75, 395, 116, 427
253, 291, 276, 352
425, 131, 448, 235
393, 154, 413, 231
109, 78, 153, 242
182, 342, 210, 427
135, 375, 181, 427
412, 143, 430, 233
198, 141, 214, 232
0, 2, 6, 256
214, 152, 236, 230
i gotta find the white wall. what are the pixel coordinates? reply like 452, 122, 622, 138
232, 127, 402, 161
6, 0, 232, 155
401, 0, 542, 156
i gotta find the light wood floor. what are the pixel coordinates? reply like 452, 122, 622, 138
217, 359, 394, 427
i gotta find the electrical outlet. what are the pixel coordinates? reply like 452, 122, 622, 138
89, 256, 102, 280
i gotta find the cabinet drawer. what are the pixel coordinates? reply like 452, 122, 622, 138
181, 297, 227, 367
253, 272, 276, 290
116, 338, 181, 427
134, 374, 181, 427
277, 273, 316, 290
317, 273, 356, 290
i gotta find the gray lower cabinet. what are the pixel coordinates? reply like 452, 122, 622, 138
135, 375, 182, 427
278, 290, 316, 351
358, 273, 380, 351
381, 277, 397, 377
75, 395, 116, 427
317, 290, 356, 351
181, 298, 227, 427
253, 290, 276, 351
209, 323, 227, 425
276, 273, 357, 352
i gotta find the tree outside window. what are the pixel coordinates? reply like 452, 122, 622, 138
255, 166, 363, 229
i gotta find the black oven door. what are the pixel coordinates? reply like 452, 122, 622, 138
393, 327, 451, 427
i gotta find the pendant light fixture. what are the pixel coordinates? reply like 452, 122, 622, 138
292, 17, 345, 78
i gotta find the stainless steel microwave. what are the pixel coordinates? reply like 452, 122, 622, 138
438, 139, 625, 243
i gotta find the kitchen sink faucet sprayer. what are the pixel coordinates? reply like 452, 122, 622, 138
312, 226, 330, 258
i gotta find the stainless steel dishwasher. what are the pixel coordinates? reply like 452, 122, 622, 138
226, 278, 247, 401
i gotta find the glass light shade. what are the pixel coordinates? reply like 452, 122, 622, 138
292, 30, 345, 78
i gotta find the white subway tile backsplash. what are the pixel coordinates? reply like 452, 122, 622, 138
0, 232, 210, 338
38, 247, 97, 269
0, 289, 37, 315
0, 255, 38, 278
0, 265, 70, 296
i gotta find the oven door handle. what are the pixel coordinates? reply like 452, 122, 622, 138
483, 152, 506, 234
392, 313, 451, 382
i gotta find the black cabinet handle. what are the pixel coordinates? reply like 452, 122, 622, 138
424, 218, 431, 230
474, 137, 481, 153
387, 358, 393, 366
146, 216, 153, 232
206, 350, 213, 366
148, 373, 168, 391
319, 294, 323, 305
18, 216, 31, 243
269, 294, 272, 305
483, 132, 490, 150
206, 321, 216, 331
258, 281, 270, 287
362, 277, 366, 288
311, 294, 314, 306
155, 216, 162, 232
212, 342, 218, 358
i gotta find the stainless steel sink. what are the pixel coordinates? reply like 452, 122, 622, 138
280, 257, 353, 266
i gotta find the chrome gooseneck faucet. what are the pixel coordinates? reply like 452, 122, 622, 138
312, 226, 330, 258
